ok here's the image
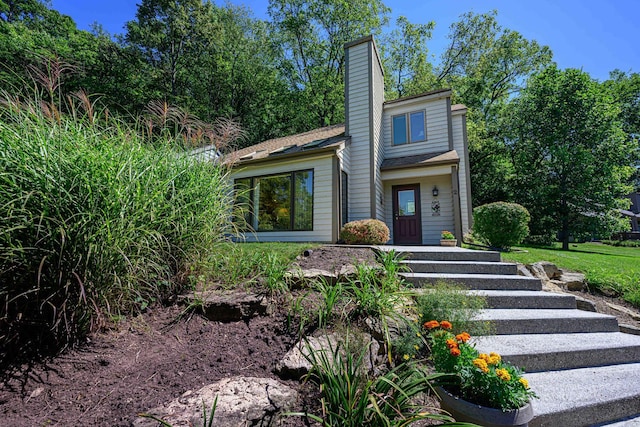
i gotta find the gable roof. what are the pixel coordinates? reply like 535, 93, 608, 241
226, 124, 348, 165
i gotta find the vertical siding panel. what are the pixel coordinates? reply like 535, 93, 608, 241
345, 41, 372, 221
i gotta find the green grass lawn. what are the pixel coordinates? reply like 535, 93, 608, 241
501, 243, 640, 307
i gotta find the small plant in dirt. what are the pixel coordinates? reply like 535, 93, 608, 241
425, 321, 537, 411
139, 396, 218, 427
473, 202, 531, 250
415, 281, 489, 335
289, 335, 464, 426
374, 248, 409, 278
392, 282, 489, 362
340, 219, 390, 245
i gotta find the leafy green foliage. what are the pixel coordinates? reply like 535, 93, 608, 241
340, 219, 390, 245
507, 65, 635, 250
0, 97, 236, 363
415, 282, 488, 335
427, 323, 537, 411
292, 336, 461, 426
473, 202, 531, 250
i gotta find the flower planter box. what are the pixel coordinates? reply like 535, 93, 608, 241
440, 239, 457, 247
436, 386, 534, 427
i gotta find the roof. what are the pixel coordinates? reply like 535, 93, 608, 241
451, 104, 467, 113
384, 88, 452, 106
225, 124, 348, 164
381, 150, 460, 171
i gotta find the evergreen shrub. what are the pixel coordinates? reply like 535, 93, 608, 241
473, 202, 530, 250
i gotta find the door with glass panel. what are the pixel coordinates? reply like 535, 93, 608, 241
392, 184, 422, 245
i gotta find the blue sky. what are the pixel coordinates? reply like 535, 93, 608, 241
50, 0, 639, 81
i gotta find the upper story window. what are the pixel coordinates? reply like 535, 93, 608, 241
392, 111, 426, 145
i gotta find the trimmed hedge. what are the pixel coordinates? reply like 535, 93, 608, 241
473, 202, 530, 250
340, 219, 390, 245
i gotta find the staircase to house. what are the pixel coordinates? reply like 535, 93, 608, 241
386, 246, 640, 427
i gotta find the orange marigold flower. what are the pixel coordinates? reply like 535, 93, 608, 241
455, 332, 471, 343
473, 358, 489, 373
446, 339, 458, 349
450, 347, 461, 357
479, 353, 489, 361
519, 378, 529, 389
488, 352, 501, 365
496, 368, 511, 382
424, 320, 440, 329
440, 320, 453, 330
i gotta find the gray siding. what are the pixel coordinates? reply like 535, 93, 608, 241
382, 97, 450, 158
452, 113, 471, 233
345, 41, 372, 221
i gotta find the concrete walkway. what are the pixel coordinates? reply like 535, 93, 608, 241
392, 245, 640, 427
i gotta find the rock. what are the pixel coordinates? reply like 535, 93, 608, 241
275, 331, 380, 379
558, 271, 586, 291
606, 302, 640, 321
538, 261, 562, 280
517, 264, 534, 277
285, 268, 338, 288
527, 261, 561, 281
180, 291, 271, 322
620, 324, 640, 336
543, 280, 565, 293
134, 376, 298, 427
526, 263, 550, 282
574, 296, 597, 312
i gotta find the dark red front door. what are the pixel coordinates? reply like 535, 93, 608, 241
392, 184, 422, 245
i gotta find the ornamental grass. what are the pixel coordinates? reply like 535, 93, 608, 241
425, 320, 537, 411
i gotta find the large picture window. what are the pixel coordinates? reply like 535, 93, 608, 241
234, 170, 313, 232
392, 110, 426, 145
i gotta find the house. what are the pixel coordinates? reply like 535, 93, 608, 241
227, 35, 472, 245
619, 192, 640, 240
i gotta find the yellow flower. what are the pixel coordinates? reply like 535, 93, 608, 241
487, 352, 501, 365
473, 358, 489, 373
479, 353, 489, 361
414, 345, 420, 350
496, 368, 511, 381
519, 378, 529, 389
403, 354, 410, 361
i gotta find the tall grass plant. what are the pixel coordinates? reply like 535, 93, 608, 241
0, 95, 234, 363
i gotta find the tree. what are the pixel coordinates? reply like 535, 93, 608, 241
604, 70, 640, 188
268, 0, 390, 130
506, 65, 635, 249
381, 16, 435, 99
430, 11, 553, 208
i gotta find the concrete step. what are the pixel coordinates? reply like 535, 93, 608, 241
471, 309, 619, 335
473, 332, 640, 372
402, 260, 518, 275
467, 290, 577, 309
401, 272, 542, 290
381, 246, 501, 262
527, 363, 640, 427
594, 414, 640, 426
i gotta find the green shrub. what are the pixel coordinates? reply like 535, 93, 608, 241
0, 99, 235, 363
340, 219, 390, 245
473, 202, 531, 250
523, 233, 555, 247
601, 239, 640, 248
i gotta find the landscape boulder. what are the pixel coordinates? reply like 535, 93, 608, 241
276, 331, 380, 379
134, 376, 298, 427
552, 270, 587, 291
180, 290, 271, 322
